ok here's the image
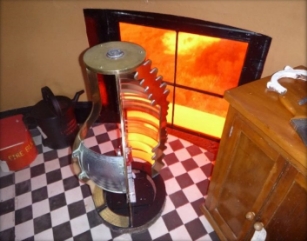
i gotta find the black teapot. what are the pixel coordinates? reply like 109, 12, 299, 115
29, 86, 84, 149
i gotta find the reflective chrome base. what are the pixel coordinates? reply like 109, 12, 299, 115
93, 164, 166, 233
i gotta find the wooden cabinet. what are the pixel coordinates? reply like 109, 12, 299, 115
201, 67, 307, 241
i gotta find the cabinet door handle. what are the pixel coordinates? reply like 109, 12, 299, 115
246, 212, 255, 220
254, 222, 264, 231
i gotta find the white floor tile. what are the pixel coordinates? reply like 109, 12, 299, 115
90, 224, 113, 241
174, 148, 191, 162
47, 180, 64, 198
15, 219, 34, 240
15, 168, 31, 184
168, 162, 186, 176
0, 185, 15, 202
32, 199, 50, 219
169, 225, 190, 241
84, 136, 98, 148
60, 165, 75, 179
148, 215, 169, 239
99, 141, 114, 154
177, 203, 198, 224
0, 212, 14, 231
164, 178, 181, 195
34, 228, 54, 241
189, 168, 207, 183
15, 192, 32, 210
113, 233, 133, 241
193, 153, 211, 167
57, 147, 72, 158
31, 174, 47, 191
65, 187, 83, 205
107, 129, 121, 140
199, 215, 214, 233
70, 214, 90, 237
44, 159, 60, 173
92, 124, 107, 135
50, 206, 70, 227
161, 196, 176, 215
183, 185, 203, 203
30, 153, 44, 167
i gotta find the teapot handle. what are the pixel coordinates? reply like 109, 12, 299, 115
41, 86, 63, 116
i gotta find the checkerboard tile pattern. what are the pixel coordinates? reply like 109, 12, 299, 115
0, 123, 219, 241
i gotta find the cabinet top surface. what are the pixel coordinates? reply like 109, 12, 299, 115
225, 66, 307, 170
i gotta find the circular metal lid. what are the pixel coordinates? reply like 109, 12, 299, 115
83, 41, 146, 75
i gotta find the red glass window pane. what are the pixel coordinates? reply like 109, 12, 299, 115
176, 32, 248, 95
119, 22, 175, 83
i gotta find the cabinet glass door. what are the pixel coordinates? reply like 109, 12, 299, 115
208, 114, 287, 239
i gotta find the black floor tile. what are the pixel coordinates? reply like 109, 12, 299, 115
32, 186, 48, 203
89, 145, 101, 154
160, 167, 173, 181
43, 150, 58, 162
185, 218, 207, 240
33, 213, 52, 234
175, 173, 194, 189
0, 198, 15, 215
87, 210, 103, 228
15, 205, 33, 225
105, 123, 118, 131
205, 151, 215, 162
81, 184, 92, 199
163, 153, 179, 166
210, 230, 221, 241
86, 128, 95, 138
169, 191, 189, 208
0, 173, 14, 189
153, 233, 172, 241
96, 133, 110, 143
59, 155, 72, 167
15, 179, 31, 196
186, 145, 203, 156
67, 200, 86, 220
52, 221, 72, 241
22, 236, 34, 241
111, 138, 121, 149
63, 175, 79, 191
181, 158, 198, 172
49, 193, 67, 211
168, 139, 184, 151
46, 169, 62, 184
0, 227, 15, 241
191, 198, 206, 217
196, 179, 210, 196
131, 229, 152, 241
74, 230, 93, 241
162, 210, 183, 231
30, 163, 45, 178
201, 163, 214, 177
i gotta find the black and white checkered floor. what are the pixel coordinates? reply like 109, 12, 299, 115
0, 123, 220, 241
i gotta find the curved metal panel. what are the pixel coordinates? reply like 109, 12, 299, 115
76, 143, 126, 193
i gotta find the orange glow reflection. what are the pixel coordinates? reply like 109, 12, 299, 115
120, 22, 248, 138
162, 32, 220, 55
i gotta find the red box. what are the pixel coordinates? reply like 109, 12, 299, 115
0, 114, 37, 171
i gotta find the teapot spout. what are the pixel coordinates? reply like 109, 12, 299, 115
72, 90, 85, 103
